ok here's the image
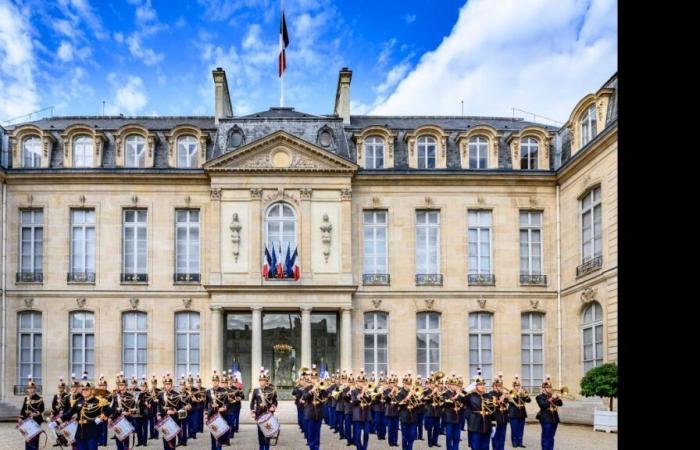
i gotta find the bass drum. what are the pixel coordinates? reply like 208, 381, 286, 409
256, 412, 280, 445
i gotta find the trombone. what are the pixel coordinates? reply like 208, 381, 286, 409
551, 386, 574, 400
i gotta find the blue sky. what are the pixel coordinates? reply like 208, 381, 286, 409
0, 0, 616, 125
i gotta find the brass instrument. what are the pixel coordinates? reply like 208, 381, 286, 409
551, 386, 574, 400
311, 380, 328, 405
399, 386, 424, 410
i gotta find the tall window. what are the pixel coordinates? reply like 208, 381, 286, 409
520, 137, 539, 170
365, 136, 384, 169
73, 135, 93, 167
122, 311, 147, 378
417, 136, 436, 169
363, 211, 387, 275
265, 202, 296, 261
20, 209, 43, 276
520, 211, 542, 275
521, 313, 544, 390
468, 210, 492, 275
177, 135, 198, 168
123, 209, 147, 279
416, 211, 440, 274
582, 302, 603, 373
364, 312, 388, 376
70, 209, 95, 280
469, 312, 493, 384
581, 186, 602, 263
125, 135, 145, 168
175, 209, 200, 280
22, 136, 41, 168
175, 312, 200, 376
70, 311, 95, 378
469, 136, 488, 169
581, 104, 597, 146
18, 311, 42, 385
416, 312, 440, 378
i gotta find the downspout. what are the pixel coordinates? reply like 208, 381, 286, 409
556, 184, 562, 385
2, 181, 6, 401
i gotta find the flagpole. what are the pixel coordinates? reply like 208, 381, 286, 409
280, 0, 284, 107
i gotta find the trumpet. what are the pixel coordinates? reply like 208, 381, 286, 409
551, 386, 574, 399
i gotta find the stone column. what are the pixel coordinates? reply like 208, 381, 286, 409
251, 306, 263, 374
340, 307, 353, 370
210, 307, 224, 372
301, 306, 312, 368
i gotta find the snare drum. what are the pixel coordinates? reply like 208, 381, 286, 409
109, 414, 135, 441
58, 419, 78, 444
206, 413, 230, 439
155, 415, 181, 441
256, 412, 280, 443
17, 417, 42, 443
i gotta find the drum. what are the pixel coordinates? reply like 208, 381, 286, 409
205, 413, 230, 439
17, 417, 42, 442
109, 414, 135, 441
256, 412, 280, 444
58, 419, 78, 444
155, 415, 181, 441
178, 409, 188, 419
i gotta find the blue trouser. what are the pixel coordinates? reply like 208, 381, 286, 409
369, 412, 376, 434
98, 420, 108, 445
307, 418, 322, 450
492, 422, 507, 450
161, 436, 176, 450
257, 426, 271, 450
445, 422, 461, 450
416, 413, 425, 439
187, 411, 197, 438
303, 417, 309, 441
136, 416, 147, 445
76, 439, 99, 450
510, 417, 525, 446
335, 411, 344, 437
297, 405, 304, 430
400, 421, 417, 450
459, 410, 466, 431
322, 405, 329, 425
224, 413, 235, 440
148, 413, 158, 439
234, 407, 241, 432
353, 421, 370, 450
25, 435, 39, 450
328, 406, 336, 429
178, 418, 188, 445
210, 432, 224, 450
469, 431, 491, 450
373, 411, 385, 439
541, 422, 558, 450
387, 415, 399, 445
345, 414, 353, 444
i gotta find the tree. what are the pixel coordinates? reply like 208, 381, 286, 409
580, 363, 618, 411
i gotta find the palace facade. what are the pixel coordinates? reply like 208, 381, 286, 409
0, 67, 617, 404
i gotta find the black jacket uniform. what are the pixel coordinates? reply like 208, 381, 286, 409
350, 388, 371, 422
441, 390, 466, 424
383, 387, 399, 417
490, 390, 509, 425
21, 393, 45, 425
396, 387, 418, 424
158, 389, 184, 421
205, 386, 230, 417
303, 384, 329, 421
535, 393, 562, 424
61, 395, 112, 441
111, 390, 140, 419
465, 392, 494, 434
342, 386, 353, 415
51, 392, 69, 417
507, 392, 531, 419
250, 385, 278, 419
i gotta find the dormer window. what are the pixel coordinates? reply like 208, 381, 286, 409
22, 136, 41, 168
520, 137, 539, 170
319, 129, 334, 148
469, 136, 488, 169
365, 135, 384, 169
417, 136, 436, 169
73, 135, 93, 168
177, 135, 198, 168
581, 104, 597, 146
226, 126, 245, 150
125, 135, 146, 168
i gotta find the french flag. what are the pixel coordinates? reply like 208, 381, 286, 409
278, 9, 289, 77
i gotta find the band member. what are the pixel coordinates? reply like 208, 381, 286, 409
396, 372, 418, 450
536, 376, 563, 450
191, 374, 206, 437
413, 375, 426, 441
95, 375, 111, 447
157, 372, 183, 450
228, 374, 244, 435
134, 377, 149, 446
350, 370, 371, 450
186, 374, 202, 440
57, 373, 112, 450
343, 373, 355, 446
18, 375, 44, 450
371, 372, 386, 440
441, 374, 465, 450
464, 374, 493, 450
50, 376, 69, 448
204, 370, 230, 450
250, 367, 278, 450
327, 371, 340, 434
222, 371, 237, 440
334, 371, 348, 441
176, 375, 191, 446
302, 366, 327, 450
383, 373, 400, 447
507, 375, 530, 448
147, 375, 160, 440
111, 373, 136, 450
292, 369, 307, 436
490, 373, 509, 450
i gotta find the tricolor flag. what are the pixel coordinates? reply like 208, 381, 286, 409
278, 9, 289, 77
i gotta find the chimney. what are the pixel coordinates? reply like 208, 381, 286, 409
212, 67, 234, 124
334, 67, 352, 124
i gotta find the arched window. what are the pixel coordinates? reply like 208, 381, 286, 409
73, 135, 93, 167
125, 134, 146, 168
581, 302, 603, 373
581, 104, 597, 146
265, 202, 296, 261
364, 312, 388, 376
70, 311, 95, 378
18, 311, 42, 385
175, 312, 200, 376
469, 136, 488, 169
365, 136, 385, 169
469, 312, 493, 384
22, 136, 42, 168
521, 137, 539, 170
122, 311, 147, 378
521, 312, 544, 391
416, 312, 440, 378
417, 136, 436, 169
177, 135, 198, 168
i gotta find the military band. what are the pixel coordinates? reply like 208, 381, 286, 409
249, 368, 279, 450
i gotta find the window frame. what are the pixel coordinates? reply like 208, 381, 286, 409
124, 134, 146, 168
69, 311, 95, 378
580, 186, 602, 263
580, 104, 598, 146
121, 311, 147, 378
417, 135, 437, 169
175, 209, 200, 277
469, 311, 493, 385
264, 202, 297, 262
581, 302, 604, 373
70, 208, 96, 275
521, 312, 545, 391
468, 135, 488, 169
122, 209, 148, 277
175, 311, 200, 376
365, 135, 385, 169
416, 312, 441, 378
19, 208, 44, 275
177, 135, 198, 168
415, 210, 440, 275
22, 136, 42, 168
363, 311, 389, 376
519, 210, 543, 276
17, 311, 42, 385
73, 135, 94, 168
362, 210, 388, 275
468, 210, 493, 275
520, 136, 539, 170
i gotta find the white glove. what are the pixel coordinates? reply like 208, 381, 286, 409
94, 417, 102, 425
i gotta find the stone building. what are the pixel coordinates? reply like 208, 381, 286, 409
0, 67, 617, 405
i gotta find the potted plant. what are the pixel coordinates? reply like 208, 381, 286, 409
580, 363, 618, 432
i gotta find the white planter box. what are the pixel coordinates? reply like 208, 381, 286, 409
593, 409, 617, 433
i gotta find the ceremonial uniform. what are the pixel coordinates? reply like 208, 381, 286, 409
249, 369, 278, 450
19, 376, 44, 450
176, 377, 190, 446
227, 375, 244, 435
536, 377, 563, 450
293, 380, 306, 433
60, 375, 112, 450
507, 376, 530, 448
396, 374, 418, 450
423, 384, 441, 448
371, 375, 386, 440
302, 370, 327, 450
187, 375, 205, 440
350, 372, 371, 450
146, 377, 161, 440
343, 377, 355, 446
110, 374, 139, 450
490, 375, 509, 450
50, 377, 70, 448
157, 373, 183, 450
464, 386, 494, 450
383, 376, 400, 447
205, 371, 230, 450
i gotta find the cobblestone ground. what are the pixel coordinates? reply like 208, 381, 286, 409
0, 421, 616, 450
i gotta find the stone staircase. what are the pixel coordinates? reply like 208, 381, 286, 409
0, 401, 20, 422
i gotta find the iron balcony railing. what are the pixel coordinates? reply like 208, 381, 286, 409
577, 255, 603, 277
520, 274, 547, 285
16, 272, 43, 283
67, 272, 96, 283
120, 273, 148, 283
468, 273, 496, 286
415, 274, 443, 286
363, 274, 390, 285
174, 273, 201, 283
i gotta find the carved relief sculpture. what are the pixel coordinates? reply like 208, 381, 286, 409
230, 213, 242, 262
320, 214, 333, 263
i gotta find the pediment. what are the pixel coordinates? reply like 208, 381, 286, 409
204, 130, 358, 173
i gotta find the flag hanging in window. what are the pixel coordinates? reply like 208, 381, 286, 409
278, 10, 289, 77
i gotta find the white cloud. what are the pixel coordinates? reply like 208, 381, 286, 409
0, 0, 39, 119
370, 0, 617, 122
376, 61, 412, 96
107, 75, 148, 115
126, 34, 164, 66
57, 41, 74, 62
114, 32, 124, 43
377, 38, 397, 66
403, 13, 416, 24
